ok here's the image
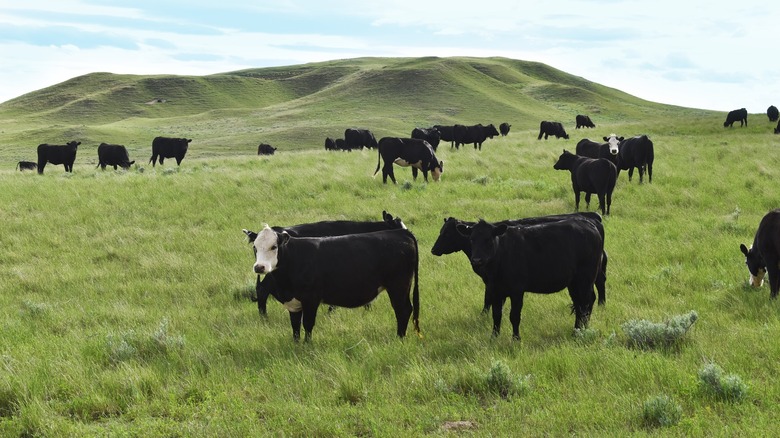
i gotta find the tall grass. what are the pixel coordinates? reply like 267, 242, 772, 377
2, 109, 780, 435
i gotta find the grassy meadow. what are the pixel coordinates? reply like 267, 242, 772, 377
2, 57, 780, 436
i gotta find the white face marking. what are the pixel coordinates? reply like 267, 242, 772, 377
606, 134, 620, 155
252, 225, 279, 274
283, 298, 302, 312
750, 268, 766, 288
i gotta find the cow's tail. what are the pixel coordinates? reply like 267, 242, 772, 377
373, 145, 381, 178
15, 162, 19, 171
412, 233, 421, 338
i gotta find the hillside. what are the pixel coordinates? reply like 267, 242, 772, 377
0, 57, 717, 162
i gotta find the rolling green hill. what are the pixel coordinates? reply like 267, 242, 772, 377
0, 57, 718, 163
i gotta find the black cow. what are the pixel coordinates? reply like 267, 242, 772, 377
605, 134, 654, 183
251, 227, 420, 342
775, 119, 780, 134
411, 127, 441, 151
768, 105, 779, 122
456, 218, 603, 340
432, 125, 456, 148
335, 138, 348, 151
97, 143, 135, 170
243, 211, 407, 316
431, 213, 608, 313
499, 122, 511, 136
374, 137, 443, 184
344, 128, 378, 150
576, 138, 619, 166
453, 124, 499, 150
149, 136, 191, 166
740, 209, 780, 299
16, 161, 37, 171
538, 121, 569, 140
576, 115, 596, 129
36, 141, 81, 174
554, 150, 617, 216
724, 108, 748, 127
257, 143, 277, 155
325, 137, 338, 151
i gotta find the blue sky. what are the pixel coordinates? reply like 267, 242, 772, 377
1, 1, 778, 112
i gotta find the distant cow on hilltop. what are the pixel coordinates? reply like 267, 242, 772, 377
724, 108, 748, 128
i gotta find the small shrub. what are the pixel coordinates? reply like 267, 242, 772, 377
698, 362, 748, 402
574, 327, 601, 345
622, 311, 698, 350
20, 300, 50, 317
106, 318, 185, 364
641, 395, 682, 428
337, 381, 367, 405
401, 181, 413, 190
472, 176, 489, 185
446, 360, 532, 399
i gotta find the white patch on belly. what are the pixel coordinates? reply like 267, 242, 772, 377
283, 298, 302, 312
394, 158, 422, 168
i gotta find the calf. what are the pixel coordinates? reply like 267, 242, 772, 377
724, 108, 748, 127
431, 213, 608, 313
575, 115, 596, 129
538, 121, 569, 140
97, 143, 135, 170
37, 141, 81, 174
456, 218, 603, 340
605, 134, 654, 183
243, 211, 407, 316
251, 227, 421, 342
740, 209, 780, 299
374, 137, 443, 184
554, 150, 617, 216
16, 161, 37, 171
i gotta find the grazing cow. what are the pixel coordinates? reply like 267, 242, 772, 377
575, 115, 596, 129
576, 138, 619, 166
243, 211, 407, 316
36, 141, 81, 174
768, 105, 779, 122
335, 138, 349, 151
499, 122, 511, 136
411, 127, 441, 151
97, 143, 135, 170
432, 125, 456, 148
431, 213, 608, 313
775, 119, 780, 135
553, 150, 617, 216
257, 143, 277, 155
325, 137, 338, 151
538, 121, 569, 140
456, 218, 603, 340
344, 128, 378, 150
16, 161, 37, 171
453, 124, 499, 150
724, 108, 748, 127
605, 134, 655, 183
251, 227, 421, 342
740, 209, 780, 299
374, 137, 443, 184
149, 136, 191, 166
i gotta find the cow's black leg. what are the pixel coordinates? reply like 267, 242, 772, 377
255, 276, 268, 316
302, 302, 320, 342
766, 259, 780, 299
37, 162, 45, 174
411, 167, 418, 181
289, 311, 303, 341
584, 192, 592, 210
491, 296, 505, 337
508, 293, 524, 341
387, 287, 413, 338
573, 189, 581, 211
605, 191, 612, 216
597, 193, 606, 216
596, 251, 607, 306
627, 167, 634, 181
481, 283, 491, 314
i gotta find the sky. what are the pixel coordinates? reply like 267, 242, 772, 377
1, 1, 778, 112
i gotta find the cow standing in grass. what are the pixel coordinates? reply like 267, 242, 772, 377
374, 137, 443, 184
97, 143, 135, 170
149, 136, 191, 166
37, 141, 81, 174
740, 209, 780, 299
554, 150, 617, 216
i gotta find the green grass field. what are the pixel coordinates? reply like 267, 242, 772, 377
2, 57, 780, 436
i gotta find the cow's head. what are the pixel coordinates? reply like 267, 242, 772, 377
431, 217, 469, 256
382, 210, 407, 229
740, 243, 766, 287
604, 134, 622, 156
553, 149, 578, 170
430, 159, 443, 181
456, 220, 506, 267
485, 124, 499, 138
251, 225, 288, 274
67, 141, 82, 148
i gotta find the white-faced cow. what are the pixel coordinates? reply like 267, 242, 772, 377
374, 137, 443, 184
251, 226, 421, 342
605, 134, 654, 183
149, 136, 191, 166
499, 122, 511, 136
576, 138, 618, 166
575, 115, 596, 129
257, 143, 277, 155
453, 124, 499, 150
16, 161, 37, 171
432, 213, 608, 313
455, 218, 603, 340
37, 141, 81, 174
538, 121, 569, 140
411, 127, 441, 151
243, 211, 407, 316
724, 108, 748, 127
553, 150, 617, 216
97, 143, 135, 170
768, 105, 779, 122
344, 128, 378, 150
740, 209, 780, 299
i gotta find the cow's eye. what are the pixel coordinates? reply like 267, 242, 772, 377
271, 245, 277, 250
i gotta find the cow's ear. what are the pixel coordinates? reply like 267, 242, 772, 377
455, 224, 472, 236
278, 232, 290, 246
242, 229, 258, 243
383, 210, 391, 221
603, 136, 609, 141
492, 224, 508, 237
618, 137, 624, 142
740, 243, 750, 257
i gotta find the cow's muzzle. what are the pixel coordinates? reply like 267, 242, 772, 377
254, 264, 266, 274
